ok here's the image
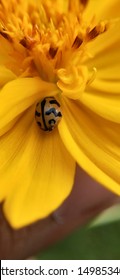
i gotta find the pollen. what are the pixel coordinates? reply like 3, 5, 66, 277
0, 0, 109, 88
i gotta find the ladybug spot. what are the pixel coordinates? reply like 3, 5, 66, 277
37, 121, 41, 127
49, 99, 60, 107
45, 108, 62, 117
49, 119, 56, 125
35, 111, 41, 117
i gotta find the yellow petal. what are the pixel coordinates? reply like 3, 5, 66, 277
83, 24, 120, 122
87, 21, 120, 76
0, 77, 59, 135
80, 84, 120, 123
0, 108, 34, 200
1, 107, 75, 228
84, 0, 120, 21
0, 65, 16, 87
59, 98, 120, 195
88, 39, 120, 73
84, 1, 120, 74
0, 115, 20, 137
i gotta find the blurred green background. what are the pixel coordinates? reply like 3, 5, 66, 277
37, 204, 120, 260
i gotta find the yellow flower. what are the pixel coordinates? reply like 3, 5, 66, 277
0, 0, 120, 228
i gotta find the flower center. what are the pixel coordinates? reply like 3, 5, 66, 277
0, 0, 108, 97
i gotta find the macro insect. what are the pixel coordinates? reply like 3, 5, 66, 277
35, 97, 62, 131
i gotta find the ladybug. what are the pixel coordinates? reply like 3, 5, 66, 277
35, 97, 62, 131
